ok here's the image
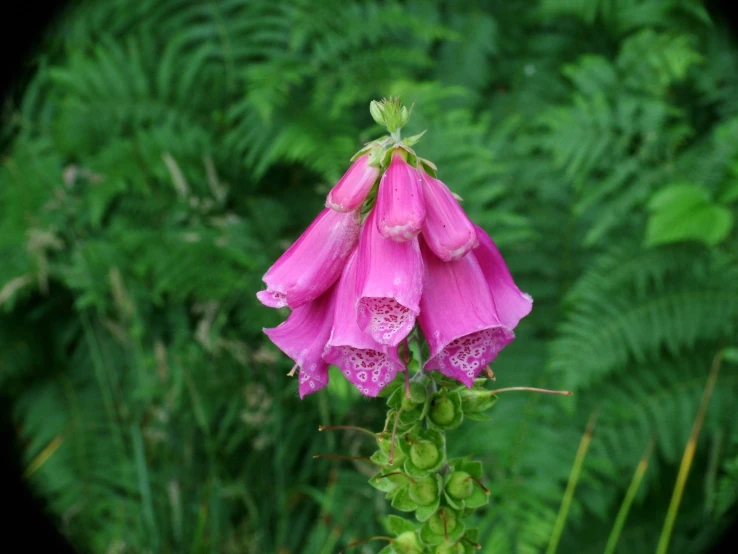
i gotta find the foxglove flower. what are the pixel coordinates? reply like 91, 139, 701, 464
420, 170, 477, 261
356, 209, 423, 346
326, 154, 380, 212
257, 208, 360, 309
375, 151, 426, 241
324, 249, 404, 396
263, 285, 337, 398
418, 238, 514, 388
474, 224, 533, 329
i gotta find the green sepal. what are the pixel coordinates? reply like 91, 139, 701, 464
379, 377, 404, 399
377, 546, 394, 554
457, 459, 483, 479
386, 514, 417, 536
463, 486, 489, 509
443, 489, 465, 511
415, 499, 439, 523
402, 130, 427, 147
388, 386, 405, 409
370, 470, 412, 493
418, 157, 438, 177
399, 406, 424, 426
460, 528, 480, 553
391, 485, 419, 512
463, 411, 492, 422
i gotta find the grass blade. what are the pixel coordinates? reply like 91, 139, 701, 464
655, 350, 723, 554
603, 438, 655, 554
546, 411, 598, 554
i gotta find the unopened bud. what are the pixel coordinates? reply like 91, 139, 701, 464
370, 100, 385, 126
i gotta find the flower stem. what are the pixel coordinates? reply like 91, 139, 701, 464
488, 386, 572, 396
313, 455, 378, 465
338, 536, 394, 554
318, 425, 376, 438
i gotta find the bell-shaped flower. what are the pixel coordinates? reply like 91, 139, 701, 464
473, 224, 533, 329
323, 248, 404, 397
418, 238, 514, 388
257, 208, 360, 309
326, 154, 380, 213
375, 151, 425, 241
419, 171, 478, 261
263, 284, 337, 398
356, 208, 423, 346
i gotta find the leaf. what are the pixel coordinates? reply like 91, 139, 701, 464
645, 184, 733, 247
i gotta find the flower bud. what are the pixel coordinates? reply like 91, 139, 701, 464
428, 508, 457, 535
410, 440, 440, 470
369, 100, 386, 126
408, 475, 439, 506
419, 170, 477, 261
429, 394, 456, 426
375, 152, 426, 242
257, 208, 360, 309
326, 155, 380, 213
445, 471, 473, 500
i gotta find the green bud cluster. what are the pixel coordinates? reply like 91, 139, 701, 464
366, 352, 498, 553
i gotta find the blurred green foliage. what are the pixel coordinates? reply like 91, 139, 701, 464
1, 0, 737, 552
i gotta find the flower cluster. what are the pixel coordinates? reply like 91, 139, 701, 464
258, 99, 532, 398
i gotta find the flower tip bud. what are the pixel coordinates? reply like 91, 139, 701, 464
370, 100, 385, 126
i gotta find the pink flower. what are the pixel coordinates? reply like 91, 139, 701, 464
375, 151, 426, 241
356, 209, 423, 346
263, 285, 337, 398
419, 171, 478, 261
326, 154, 380, 213
257, 208, 360, 309
323, 248, 404, 397
474, 225, 533, 329
418, 238, 514, 388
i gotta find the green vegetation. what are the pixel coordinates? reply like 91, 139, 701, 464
1, 0, 737, 552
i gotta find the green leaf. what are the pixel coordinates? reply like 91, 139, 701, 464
645, 184, 733, 247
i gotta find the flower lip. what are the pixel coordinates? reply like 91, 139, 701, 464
472, 224, 533, 330
323, 248, 404, 397
356, 209, 423, 346
418, 238, 514, 387
263, 283, 338, 398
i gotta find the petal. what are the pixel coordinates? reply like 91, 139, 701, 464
323, 249, 404, 397
375, 151, 426, 242
473, 225, 533, 329
356, 209, 423, 346
419, 171, 478, 261
258, 208, 360, 309
263, 284, 337, 398
418, 238, 514, 388
326, 154, 380, 213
